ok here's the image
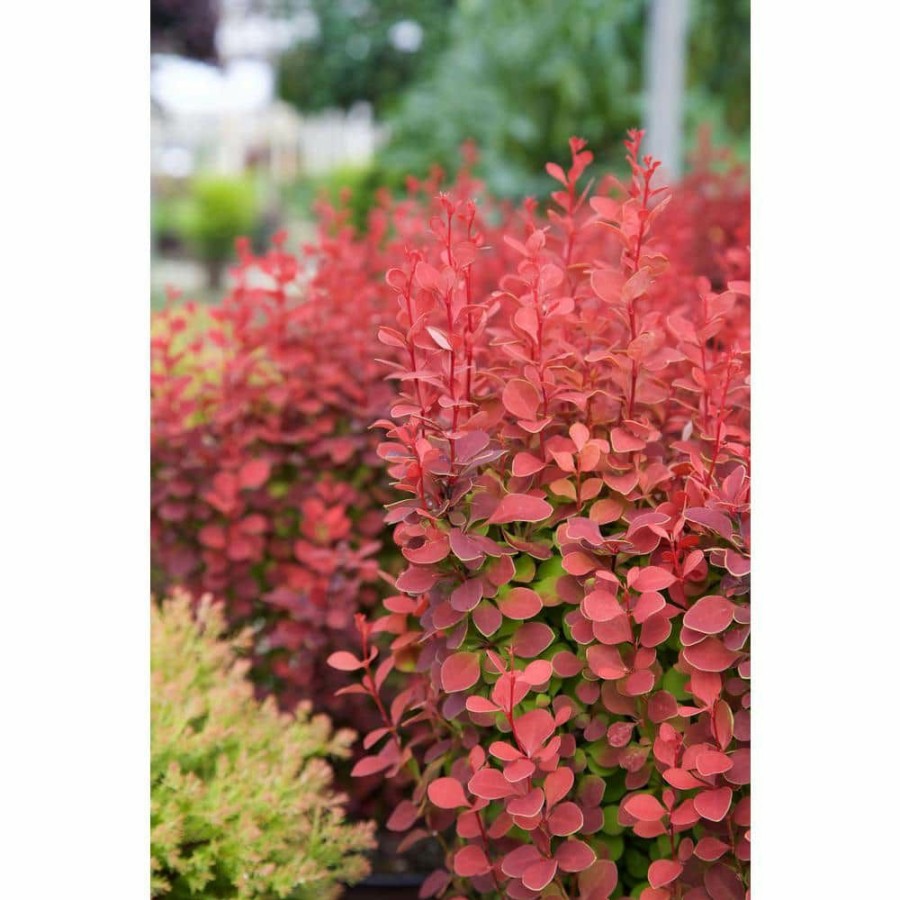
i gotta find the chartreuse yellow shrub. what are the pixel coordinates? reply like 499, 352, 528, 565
151, 591, 375, 899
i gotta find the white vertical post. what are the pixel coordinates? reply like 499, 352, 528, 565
644, 0, 690, 180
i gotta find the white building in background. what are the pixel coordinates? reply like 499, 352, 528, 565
151, 1, 385, 183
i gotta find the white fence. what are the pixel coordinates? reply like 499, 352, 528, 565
151, 102, 387, 182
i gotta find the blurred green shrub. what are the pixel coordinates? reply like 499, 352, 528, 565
151, 591, 375, 899
378, 0, 749, 198
285, 163, 405, 233
180, 176, 259, 283
379, 0, 645, 198
276, 0, 454, 117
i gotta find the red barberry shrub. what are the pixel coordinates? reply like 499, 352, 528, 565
151, 156, 515, 816
151, 220, 396, 716
335, 132, 750, 898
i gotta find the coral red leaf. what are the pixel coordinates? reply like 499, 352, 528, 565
428, 777, 471, 809
623, 793, 667, 822
512, 452, 546, 477
327, 651, 364, 672
466, 696, 501, 715
640, 613, 673, 648
501, 845, 543, 878
238, 458, 270, 490
504, 757, 537, 783
503, 379, 542, 421
451, 579, 483, 612
510, 622, 555, 657
695, 750, 733, 776
662, 768, 705, 790
683, 636, 740, 673
694, 837, 730, 862
523, 859, 558, 891
507, 787, 545, 818
633, 591, 666, 623
488, 493, 554, 525
521, 659, 553, 686
648, 691, 679, 723
468, 768, 516, 800
623, 668, 656, 696
516, 708, 556, 756
611, 427, 645, 453
586, 644, 628, 679
648, 859, 684, 889
498, 587, 544, 620
633, 566, 677, 591
555, 838, 597, 873
582, 589, 622, 622
453, 844, 491, 877
548, 801, 584, 836
441, 652, 482, 692
473, 601, 503, 637
418, 869, 451, 899
544, 766, 575, 808
693, 787, 733, 822
386, 800, 419, 832
578, 859, 618, 898
351, 753, 395, 778
683, 595, 736, 634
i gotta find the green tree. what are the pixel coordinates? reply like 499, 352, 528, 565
378, 0, 749, 197
379, 0, 646, 198
276, 0, 455, 116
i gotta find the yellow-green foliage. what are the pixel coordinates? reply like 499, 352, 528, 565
151, 592, 375, 899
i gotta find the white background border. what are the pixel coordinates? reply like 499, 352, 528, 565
1, 2, 898, 895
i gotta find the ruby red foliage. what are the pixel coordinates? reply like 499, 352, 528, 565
151, 218, 394, 715
151, 163, 510, 719
335, 133, 750, 898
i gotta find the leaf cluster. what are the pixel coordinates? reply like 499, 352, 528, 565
151, 591, 375, 898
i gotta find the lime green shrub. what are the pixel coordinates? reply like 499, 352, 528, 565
151, 591, 375, 899
180, 176, 259, 284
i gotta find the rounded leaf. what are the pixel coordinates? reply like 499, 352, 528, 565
503, 379, 541, 421
623, 793, 667, 822
238, 458, 270, 490
516, 708, 556, 756
511, 622, 555, 658
498, 587, 544, 620
693, 787, 733, 822
548, 801, 584, 836
521, 659, 553, 686
544, 765, 575, 808
454, 844, 491, 877
501, 844, 542, 878
386, 800, 419, 832
488, 493, 554, 525
694, 836, 730, 862
683, 637, 740, 673
428, 777, 470, 809
507, 787, 545, 818
523, 859, 558, 891
441, 651, 482, 692
683, 595, 736, 634
555, 838, 596, 873
648, 859, 684, 888
632, 566, 676, 591
583, 589, 622, 622
469, 768, 516, 800
327, 651, 364, 672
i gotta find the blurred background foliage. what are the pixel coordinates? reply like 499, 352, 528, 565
276, 0, 455, 116
152, 0, 748, 301
275, 0, 748, 199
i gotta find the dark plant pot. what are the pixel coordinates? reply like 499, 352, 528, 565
342, 873, 425, 899
341, 831, 440, 898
